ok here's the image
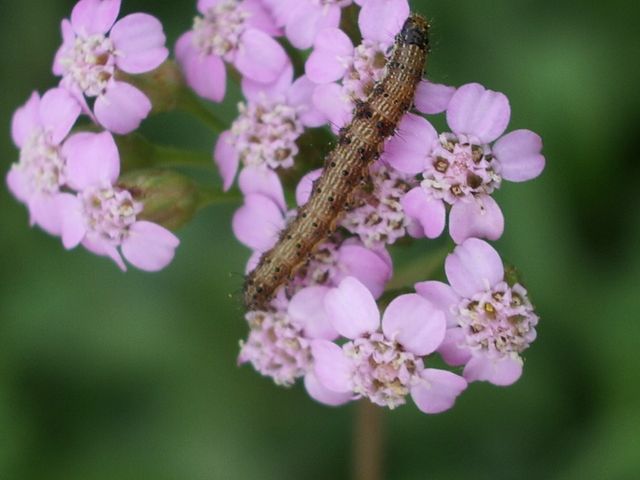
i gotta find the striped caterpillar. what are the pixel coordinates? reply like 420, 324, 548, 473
244, 14, 430, 310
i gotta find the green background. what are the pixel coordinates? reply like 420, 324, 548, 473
1, 0, 639, 478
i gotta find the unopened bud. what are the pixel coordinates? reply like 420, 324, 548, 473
118, 169, 200, 230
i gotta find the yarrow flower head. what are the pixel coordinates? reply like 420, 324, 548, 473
56, 131, 179, 271
312, 277, 467, 412
8, 89, 81, 235
175, 0, 287, 103
53, 0, 169, 134
239, 285, 353, 405
215, 69, 325, 190
387, 83, 546, 243
416, 238, 539, 386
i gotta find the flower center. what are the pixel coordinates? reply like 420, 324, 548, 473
422, 133, 502, 204
14, 130, 65, 195
80, 186, 142, 244
239, 311, 312, 386
345, 332, 423, 409
457, 282, 538, 356
289, 240, 340, 293
192, 0, 249, 57
343, 165, 417, 248
60, 34, 116, 97
230, 97, 304, 170
342, 40, 388, 101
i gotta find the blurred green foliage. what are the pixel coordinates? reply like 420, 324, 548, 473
1, 1, 639, 479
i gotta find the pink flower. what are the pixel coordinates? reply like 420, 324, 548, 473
416, 238, 539, 386
53, 0, 168, 134
56, 131, 179, 271
387, 83, 545, 243
8, 88, 81, 235
175, 0, 287, 102
232, 168, 392, 300
214, 68, 325, 190
263, 0, 352, 50
239, 286, 352, 405
313, 277, 467, 412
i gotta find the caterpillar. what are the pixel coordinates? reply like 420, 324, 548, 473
244, 14, 430, 310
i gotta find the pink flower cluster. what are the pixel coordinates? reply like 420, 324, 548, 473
8, 0, 179, 271
7, 0, 545, 415
54, 0, 169, 134
223, 0, 544, 413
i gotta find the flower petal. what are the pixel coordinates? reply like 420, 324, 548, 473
39, 88, 81, 144
71, 0, 121, 35
445, 238, 504, 298
382, 113, 436, 174
411, 369, 467, 414
311, 340, 352, 393
56, 193, 86, 249
94, 81, 151, 134
446, 83, 511, 143
241, 62, 293, 103
213, 131, 240, 191
305, 28, 353, 84
382, 294, 446, 356
286, 4, 341, 50
288, 75, 327, 127
111, 13, 168, 74
335, 244, 392, 299
175, 32, 227, 102
6, 168, 30, 204
304, 372, 353, 406
324, 277, 380, 339
29, 194, 63, 236
449, 195, 504, 244
358, 0, 409, 45
493, 129, 545, 182
288, 286, 338, 340
63, 131, 120, 189
437, 327, 472, 366
463, 354, 523, 386
295, 168, 322, 206
243, 0, 281, 36
414, 280, 460, 327
235, 29, 287, 84
232, 194, 284, 252
401, 187, 445, 239
83, 234, 126, 271
312, 83, 352, 131
121, 221, 180, 271
53, 20, 75, 76
11, 91, 40, 148
238, 166, 286, 211
414, 81, 455, 115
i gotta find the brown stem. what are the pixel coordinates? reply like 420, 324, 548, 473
353, 400, 384, 480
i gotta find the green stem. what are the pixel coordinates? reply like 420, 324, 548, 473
353, 401, 384, 480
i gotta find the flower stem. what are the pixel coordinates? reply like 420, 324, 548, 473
353, 400, 384, 480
